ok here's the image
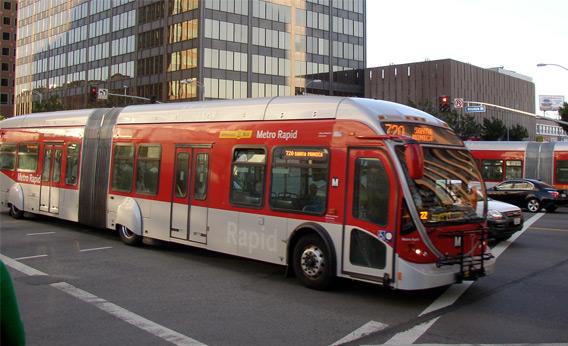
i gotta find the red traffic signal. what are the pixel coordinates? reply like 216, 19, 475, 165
89, 86, 99, 102
438, 95, 450, 112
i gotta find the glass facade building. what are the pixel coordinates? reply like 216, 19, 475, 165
15, 0, 365, 114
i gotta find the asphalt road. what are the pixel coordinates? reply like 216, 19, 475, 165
1, 208, 567, 346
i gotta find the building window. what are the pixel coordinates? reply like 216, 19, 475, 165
3, 1, 11, 10
2, 32, 9, 40
1, 63, 7, 71
135, 144, 161, 195
269, 147, 329, 214
0, 93, 8, 104
230, 148, 266, 207
2, 47, 9, 55
3, 17, 9, 25
1, 79, 7, 86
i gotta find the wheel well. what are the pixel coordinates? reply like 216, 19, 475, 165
286, 224, 336, 277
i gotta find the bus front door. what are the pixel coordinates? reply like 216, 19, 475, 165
170, 146, 210, 244
39, 145, 63, 214
342, 148, 398, 284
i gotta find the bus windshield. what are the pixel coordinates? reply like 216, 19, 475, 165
398, 146, 486, 226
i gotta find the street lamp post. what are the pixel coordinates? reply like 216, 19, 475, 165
303, 79, 322, 95
536, 63, 568, 71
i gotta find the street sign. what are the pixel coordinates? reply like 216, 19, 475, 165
98, 88, 108, 100
454, 98, 464, 109
465, 105, 486, 113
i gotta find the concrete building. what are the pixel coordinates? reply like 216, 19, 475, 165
365, 59, 539, 139
1, 0, 17, 117
14, 0, 365, 115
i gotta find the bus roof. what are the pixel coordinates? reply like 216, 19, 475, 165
0, 108, 108, 129
117, 96, 445, 127
465, 141, 568, 152
0, 96, 446, 130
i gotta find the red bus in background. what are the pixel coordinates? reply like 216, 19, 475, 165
465, 141, 568, 190
1, 96, 494, 290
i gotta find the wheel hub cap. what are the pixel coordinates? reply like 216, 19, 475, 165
300, 246, 325, 278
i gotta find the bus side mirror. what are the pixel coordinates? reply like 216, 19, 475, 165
405, 143, 424, 180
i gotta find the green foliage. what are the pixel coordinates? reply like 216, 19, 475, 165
481, 117, 507, 140
32, 95, 64, 113
558, 102, 568, 134
407, 99, 480, 140
508, 124, 529, 141
0, 114, 6, 120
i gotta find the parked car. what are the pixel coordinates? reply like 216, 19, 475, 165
486, 179, 568, 212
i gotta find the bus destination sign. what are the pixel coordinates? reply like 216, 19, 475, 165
381, 122, 462, 146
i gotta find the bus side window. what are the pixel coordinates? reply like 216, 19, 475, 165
136, 144, 162, 195
0, 143, 16, 170
557, 160, 568, 184
505, 160, 522, 179
111, 144, 135, 192
65, 143, 80, 185
230, 148, 266, 207
481, 159, 503, 181
17, 143, 39, 172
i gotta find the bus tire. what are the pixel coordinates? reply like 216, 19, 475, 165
9, 204, 24, 219
526, 198, 540, 213
118, 225, 142, 246
293, 234, 334, 290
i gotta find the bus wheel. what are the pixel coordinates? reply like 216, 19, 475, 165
9, 204, 24, 219
526, 198, 541, 213
293, 234, 334, 290
118, 225, 142, 246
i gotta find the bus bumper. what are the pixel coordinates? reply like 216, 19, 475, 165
394, 255, 496, 290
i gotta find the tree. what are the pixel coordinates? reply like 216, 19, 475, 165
558, 102, 568, 134
0, 114, 6, 120
508, 124, 529, 141
481, 117, 507, 140
32, 95, 64, 113
407, 100, 480, 140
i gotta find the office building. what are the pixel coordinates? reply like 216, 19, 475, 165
1, 0, 17, 117
14, 0, 365, 115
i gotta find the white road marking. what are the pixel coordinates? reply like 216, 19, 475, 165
0, 253, 207, 346
26, 231, 56, 236
384, 317, 439, 345
51, 282, 206, 346
530, 226, 568, 232
330, 321, 389, 345
0, 253, 48, 276
367, 343, 568, 346
14, 254, 48, 261
383, 212, 546, 345
79, 246, 113, 252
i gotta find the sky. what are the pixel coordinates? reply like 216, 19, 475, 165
366, 0, 568, 118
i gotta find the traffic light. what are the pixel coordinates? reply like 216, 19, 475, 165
89, 86, 99, 102
439, 95, 450, 113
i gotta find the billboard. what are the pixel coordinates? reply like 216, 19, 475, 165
539, 95, 565, 111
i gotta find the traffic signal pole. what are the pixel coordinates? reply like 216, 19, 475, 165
465, 100, 568, 126
105, 92, 162, 103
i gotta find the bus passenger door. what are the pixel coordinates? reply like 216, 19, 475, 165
188, 148, 209, 244
342, 148, 398, 284
40, 145, 63, 214
171, 148, 191, 240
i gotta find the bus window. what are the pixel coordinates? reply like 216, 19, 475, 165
505, 160, 522, 179
230, 148, 266, 207
52, 149, 62, 183
481, 159, 503, 181
65, 144, 80, 185
175, 152, 189, 198
194, 153, 209, 200
42, 149, 52, 181
556, 160, 568, 183
111, 144, 134, 192
136, 145, 162, 195
353, 158, 390, 226
17, 143, 38, 172
269, 147, 329, 214
0, 143, 16, 170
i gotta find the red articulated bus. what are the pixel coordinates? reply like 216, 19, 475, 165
0, 96, 494, 290
465, 141, 568, 190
